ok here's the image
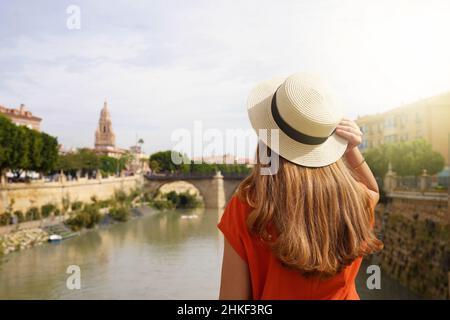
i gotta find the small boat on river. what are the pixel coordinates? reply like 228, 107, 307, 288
48, 234, 63, 242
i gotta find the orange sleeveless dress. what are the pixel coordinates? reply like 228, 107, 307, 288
217, 194, 376, 300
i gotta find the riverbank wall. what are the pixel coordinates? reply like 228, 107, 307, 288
0, 175, 144, 214
375, 191, 449, 299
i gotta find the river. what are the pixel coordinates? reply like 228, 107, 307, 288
0, 208, 420, 299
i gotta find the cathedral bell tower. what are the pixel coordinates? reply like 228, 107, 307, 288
95, 100, 116, 150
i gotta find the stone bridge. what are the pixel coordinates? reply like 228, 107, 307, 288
144, 172, 248, 208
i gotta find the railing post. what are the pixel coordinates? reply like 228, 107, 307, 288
420, 169, 428, 194
384, 163, 397, 193
210, 171, 226, 209
59, 170, 67, 183
96, 170, 102, 181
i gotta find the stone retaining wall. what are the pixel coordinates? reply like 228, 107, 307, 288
0, 175, 143, 214
375, 192, 449, 299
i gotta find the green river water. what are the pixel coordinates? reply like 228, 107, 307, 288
0, 208, 420, 299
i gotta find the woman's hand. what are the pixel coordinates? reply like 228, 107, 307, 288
335, 118, 363, 153
335, 118, 379, 193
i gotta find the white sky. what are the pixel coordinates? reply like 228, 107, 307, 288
1, 0, 450, 156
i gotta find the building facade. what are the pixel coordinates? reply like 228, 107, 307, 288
0, 103, 41, 131
129, 144, 149, 173
356, 91, 450, 164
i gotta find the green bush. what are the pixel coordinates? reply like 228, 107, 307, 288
163, 191, 201, 209
109, 206, 130, 222
65, 212, 88, 231
65, 204, 101, 231
114, 190, 128, 203
165, 191, 178, 206
71, 201, 83, 211
41, 203, 56, 218
54, 208, 61, 216
13, 210, 25, 223
26, 207, 40, 221
83, 205, 101, 228
62, 197, 70, 214
128, 188, 142, 201
0, 213, 12, 226
151, 199, 175, 210
176, 192, 201, 209
143, 192, 153, 202
98, 199, 113, 208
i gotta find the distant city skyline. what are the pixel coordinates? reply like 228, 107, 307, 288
1, 0, 450, 156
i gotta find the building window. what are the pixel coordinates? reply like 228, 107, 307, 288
416, 129, 422, 139
398, 114, 408, 128
384, 117, 395, 129
415, 112, 422, 123
384, 134, 397, 143
360, 125, 367, 134
360, 139, 368, 150
400, 133, 409, 141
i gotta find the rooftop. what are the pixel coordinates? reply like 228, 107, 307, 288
0, 104, 42, 121
356, 90, 450, 121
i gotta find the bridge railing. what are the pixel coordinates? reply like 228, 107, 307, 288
221, 172, 250, 179
145, 172, 250, 180
146, 172, 213, 180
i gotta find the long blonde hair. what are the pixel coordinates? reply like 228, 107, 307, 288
237, 147, 383, 278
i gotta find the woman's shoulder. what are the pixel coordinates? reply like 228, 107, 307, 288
217, 194, 253, 262
219, 194, 253, 228
226, 193, 253, 213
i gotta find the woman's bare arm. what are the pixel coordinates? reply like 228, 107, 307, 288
336, 119, 380, 195
344, 147, 379, 194
219, 239, 252, 300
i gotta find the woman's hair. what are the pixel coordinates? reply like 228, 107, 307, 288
237, 146, 383, 278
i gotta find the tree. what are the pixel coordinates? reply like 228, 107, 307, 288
0, 115, 59, 179
119, 151, 134, 171
99, 155, 117, 175
0, 115, 15, 175
9, 126, 30, 178
364, 144, 392, 178
27, 129, 43, 172
77, 148, 100, 176
99, 155, 127, 176
56, 152, 80, 176
364, 139, 445, 178
39, 132, 58, 174
406, 140, 445, 176
149, 160, 160, 173
56, 149, 100, 177
149, 150, 189, 173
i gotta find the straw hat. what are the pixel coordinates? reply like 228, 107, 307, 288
247, 72, 347, 167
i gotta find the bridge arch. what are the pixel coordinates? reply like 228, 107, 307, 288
157, 181, 204, 201
144, 172, 247, 209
